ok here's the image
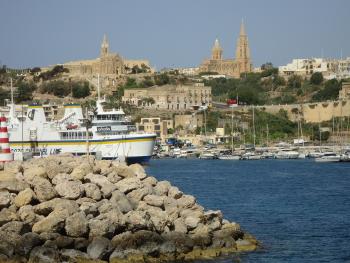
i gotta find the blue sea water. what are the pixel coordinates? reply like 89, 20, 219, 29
145, 159, 350, 263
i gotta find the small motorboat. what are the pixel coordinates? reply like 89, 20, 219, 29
315, 152, 340, 163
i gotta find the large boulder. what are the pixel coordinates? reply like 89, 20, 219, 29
14, 188, 36, 207
144, 194, 164, 208
0, 207, 19, 226
84, 183, 102, 201
31, 177, 57, 202
154, 181, 171, 196
60, 249, 89, 261
70, 163, 93, 180
28, 246, 60, 263
125, 210, 154, 231
55, 180, 84, 199
87, 236, 113, 260
23, 166, 47, 182
85, 173, 117, 198
65, 212, 88, 237
16, 232, 43, 256
168, 186, 183, 199
177, 194, 196, 209
174, 218, 187, 233
32, 208, 69, 234
0, 177, 29, 193
129, 163, 147, 179
0, 190, 11, 209
115, 177, 142, 194
126, 186, 152, 207
143, 176, 158, 186
115, 163, 136, 178
110, 190, 133, 213
51, 173, 73, 185
18, 205, 42, 226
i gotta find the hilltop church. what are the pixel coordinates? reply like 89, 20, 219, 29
199, 22, 252, 78
56, 35, 152, 77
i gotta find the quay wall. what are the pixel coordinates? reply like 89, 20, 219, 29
254, 99, 350, 123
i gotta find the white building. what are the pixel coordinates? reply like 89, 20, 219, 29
279, 57, 350, 79
279, 58, 336, 77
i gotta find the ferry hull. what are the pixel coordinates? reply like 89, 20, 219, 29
9, 135, 156, 163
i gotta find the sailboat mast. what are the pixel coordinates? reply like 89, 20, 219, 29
266, 123, 269, 147
97, 74, 101, 101
231, 106, 234, 153
252, 105, 256, 147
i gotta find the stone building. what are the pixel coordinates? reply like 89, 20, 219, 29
174, 114, 203, 131
136, 118, 173, 140
46, 35, 152, 77
199, 22, 252, 78
339, 82, 350, 100
122, 83, 212, 111
61, 35, 124, 76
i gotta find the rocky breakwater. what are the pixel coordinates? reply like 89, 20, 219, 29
0, 155, 258, 263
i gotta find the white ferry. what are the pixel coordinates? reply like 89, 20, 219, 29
6, 84, 156, 164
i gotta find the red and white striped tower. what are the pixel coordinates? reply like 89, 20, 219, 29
0, 116, 13, 162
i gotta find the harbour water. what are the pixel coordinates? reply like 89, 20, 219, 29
146, 159, 350, 263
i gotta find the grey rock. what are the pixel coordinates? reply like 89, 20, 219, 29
55, 180, 84, 199
0, 220, 25, 234
168, 186, 183, 199
65, 212, 88, 237
115, 177, 141, 194
18, 205, 42, 226
85, 173, 117, 198
31, 177, 57, 202
70, 163, 92, 180
126, 186, 152, 207
107, 172, 122, 183
143, 176, 158, 186
0, 190, 11, 209
174, 218, 187, 233
28, 246, 60, 263
144, 194, 164, 207
60, 249, 89, 261
129, 163, 147, 179
162, 231, 194, 254
95, 160, 113, 175
51, 173, 73, 185
87, 236, 112, 260
0, 178, 29, 193
0, 207, 18, 226
83, 183, 102, 200
154, 180, 171, 196
115, 163, 136, 178
109, 190, 133, 213
177, 194, 196, 209
125, 210, 153, 231
14, 188, 36, 207
16, 232, 43, 256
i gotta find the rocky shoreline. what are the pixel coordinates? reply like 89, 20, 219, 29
0, 155, 258, 262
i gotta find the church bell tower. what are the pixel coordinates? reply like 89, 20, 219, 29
100, 34, 109, 57
211, 38, 223, 60
235, 21, 252, 73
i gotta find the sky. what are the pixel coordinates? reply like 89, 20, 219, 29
1, 0, 349, 70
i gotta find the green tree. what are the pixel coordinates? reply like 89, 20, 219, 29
287, 75, 302, 89
154, 73, 170, 85
15, 81, 37, 103
312, 79, 341, 101
72, 82, 90, 98
310, 72, 323, 85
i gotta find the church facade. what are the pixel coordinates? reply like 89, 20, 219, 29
61, 35, 124, 76
199, 22, 252, 78
58, 35, 151, 77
